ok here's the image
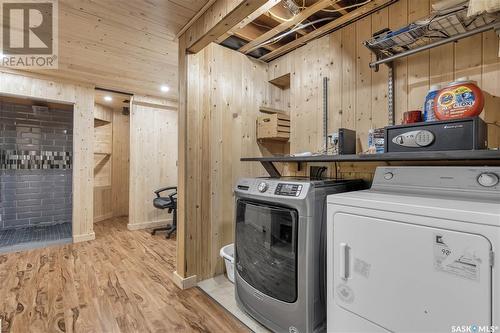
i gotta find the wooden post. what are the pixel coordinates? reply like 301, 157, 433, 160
176, 34, 188, 280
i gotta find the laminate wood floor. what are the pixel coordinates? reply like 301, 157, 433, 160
0, 217, 249, 333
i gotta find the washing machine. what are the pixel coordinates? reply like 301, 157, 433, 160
234, 177, 366, 333
326, 166, 500, 333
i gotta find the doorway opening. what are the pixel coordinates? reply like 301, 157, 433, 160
93, 89, 131, 225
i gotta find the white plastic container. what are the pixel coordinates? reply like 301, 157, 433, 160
219, 243, 235, 283
423, 84, 441, 122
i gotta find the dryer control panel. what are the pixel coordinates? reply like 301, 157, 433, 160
477, 173, 499, 187
372, 167, 500, 194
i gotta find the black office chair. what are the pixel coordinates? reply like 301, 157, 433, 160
151, 186, 177, 238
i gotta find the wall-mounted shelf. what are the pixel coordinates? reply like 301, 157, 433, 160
269, 73, 291, 89
94, 118, 111, 127
362, 4, 500, 125
241, 150, 500, 177
364, 5, 500, 70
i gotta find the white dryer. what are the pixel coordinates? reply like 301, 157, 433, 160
326, 166, 500, 333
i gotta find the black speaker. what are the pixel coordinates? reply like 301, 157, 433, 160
338, 128, 356, 155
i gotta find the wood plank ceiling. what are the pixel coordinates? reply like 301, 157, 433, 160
27, 0, 210, 100
218, 0, 396, 61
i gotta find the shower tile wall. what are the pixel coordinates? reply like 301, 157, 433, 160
0, 102, 73, 230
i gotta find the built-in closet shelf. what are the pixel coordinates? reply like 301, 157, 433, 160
94, 118, 111, 127
94, 185, 112, 190
269, 73, 290, 89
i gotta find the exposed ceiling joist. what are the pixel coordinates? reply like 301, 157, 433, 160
326, 0, 349, 15
187, 0, 269, 54
330, 3, 348, 15
233, 26, 279, 51
239, 0, 341, 54
216, 0, 281, 43
259, 0, 396, 61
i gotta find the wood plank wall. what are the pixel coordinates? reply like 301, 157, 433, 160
128, 96, 179, 231
181, 0, 500, 280
184, 44, 290, 279
0, 70, 95, 242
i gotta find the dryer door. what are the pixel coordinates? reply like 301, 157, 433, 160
332, 213, 492, 332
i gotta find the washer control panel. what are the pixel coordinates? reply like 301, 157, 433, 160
257, 182, 269, 193
235, 178, 311, 199
275, 183, 303, 197
392, 130, 435, 148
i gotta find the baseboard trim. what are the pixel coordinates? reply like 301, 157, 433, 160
127, 219, 172, 231
172, 271, 198, 290
73, 232, 96, 243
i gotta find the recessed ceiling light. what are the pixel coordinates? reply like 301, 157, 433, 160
160, 85, 170, 92
104, 96, 112, 102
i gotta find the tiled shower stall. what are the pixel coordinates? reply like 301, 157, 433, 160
0, 99, 73, 253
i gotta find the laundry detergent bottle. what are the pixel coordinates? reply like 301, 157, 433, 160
434, 77, 484, 120
423, 84, 440, 122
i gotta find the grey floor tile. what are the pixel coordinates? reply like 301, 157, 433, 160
0, 222, 71, 253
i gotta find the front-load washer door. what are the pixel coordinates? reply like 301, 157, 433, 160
332, 213, 492, 332
235, 199, 298, 303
